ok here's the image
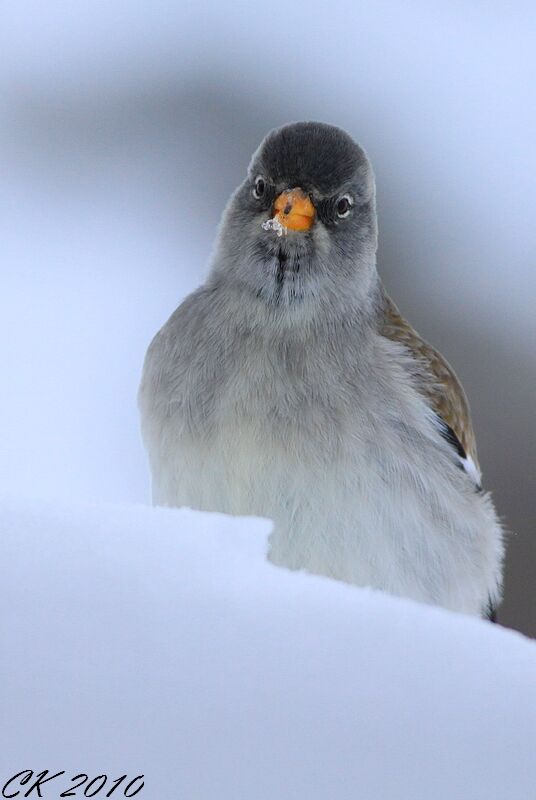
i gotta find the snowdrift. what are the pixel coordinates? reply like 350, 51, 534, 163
1, 499, 535, 799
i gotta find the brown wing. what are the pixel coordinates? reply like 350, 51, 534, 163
380, 292, 480, 474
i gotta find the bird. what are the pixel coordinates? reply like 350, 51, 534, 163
138, 121, 504, 618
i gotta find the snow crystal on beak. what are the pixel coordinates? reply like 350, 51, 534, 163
262, 217, 287, 237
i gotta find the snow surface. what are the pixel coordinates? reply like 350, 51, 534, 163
1, 498, 535, 799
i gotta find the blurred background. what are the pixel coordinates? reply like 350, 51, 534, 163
0, 1, 534, 634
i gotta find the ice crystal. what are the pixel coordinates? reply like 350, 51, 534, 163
262, 217, 287, 237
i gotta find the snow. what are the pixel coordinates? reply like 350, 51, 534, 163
262, 216, 287, 237
1, 498, 535, 799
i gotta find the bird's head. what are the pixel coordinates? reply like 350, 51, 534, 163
210, 121, 378, 312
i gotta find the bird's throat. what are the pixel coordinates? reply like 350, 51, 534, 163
276, 249, 288, 284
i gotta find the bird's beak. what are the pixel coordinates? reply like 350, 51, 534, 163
273, 188, 316, 232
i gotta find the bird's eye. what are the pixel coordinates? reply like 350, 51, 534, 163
253, 176, 266, 199
336, 194, 353, 218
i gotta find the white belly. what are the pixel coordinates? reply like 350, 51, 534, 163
149, 418, 499, 616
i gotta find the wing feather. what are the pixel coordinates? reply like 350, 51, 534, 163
380, 292, 481, 486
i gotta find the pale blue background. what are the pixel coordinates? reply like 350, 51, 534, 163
0, 1, 534, 633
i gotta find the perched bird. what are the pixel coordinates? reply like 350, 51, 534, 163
139, 121, 503, 617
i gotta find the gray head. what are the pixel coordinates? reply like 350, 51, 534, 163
209, 122, 378, 314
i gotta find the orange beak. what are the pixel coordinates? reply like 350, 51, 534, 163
273, 188, 315, 232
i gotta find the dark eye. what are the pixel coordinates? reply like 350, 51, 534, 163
336, 194, 353, 218
253, 176, 266, 199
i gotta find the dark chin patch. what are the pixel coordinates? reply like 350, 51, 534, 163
276, 248, 287, 284
274, 248, 301, 304
273, 250, 286, 304
253, 245, 305, 306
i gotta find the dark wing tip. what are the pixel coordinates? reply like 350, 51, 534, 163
436, 417, 482, 492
